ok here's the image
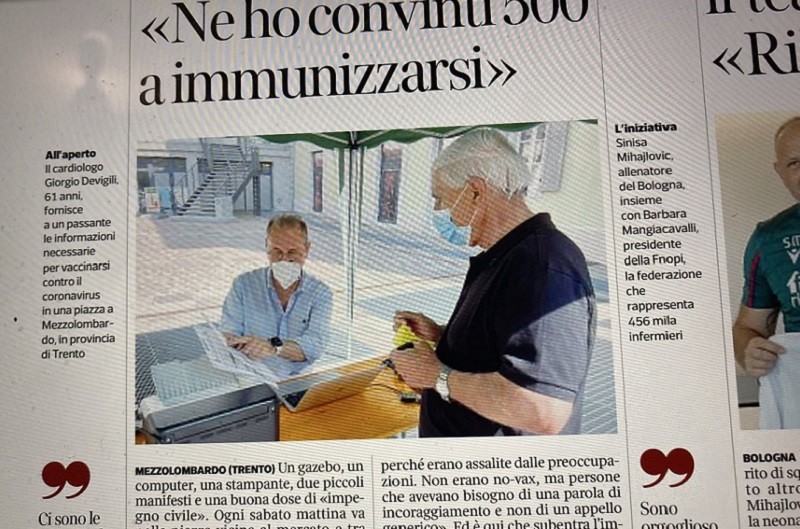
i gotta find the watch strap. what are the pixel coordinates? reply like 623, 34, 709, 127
270, 336, 284, 357
436, 366, 452, 402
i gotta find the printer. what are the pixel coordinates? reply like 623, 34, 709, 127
136, 326, 279, 444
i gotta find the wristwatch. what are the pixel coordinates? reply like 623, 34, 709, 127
270, 336, 284, 357
435, 366, 452, 402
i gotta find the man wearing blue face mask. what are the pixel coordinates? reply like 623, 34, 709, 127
220, 213, 333, 379
391, 128, 596, 436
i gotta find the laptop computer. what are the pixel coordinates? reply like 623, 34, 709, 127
276, 361, 385, 413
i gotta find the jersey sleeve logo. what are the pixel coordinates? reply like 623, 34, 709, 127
782, 234, 800, 264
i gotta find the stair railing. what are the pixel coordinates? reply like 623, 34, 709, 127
205, 141, 236, 197
228, 137, 260, 203
171, 158, 207, 213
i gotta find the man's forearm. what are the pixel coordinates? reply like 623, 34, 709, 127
448, 371, 573, 435
280, 340, 307, 362
732, 304, 781, 376
732, 324, 761, 368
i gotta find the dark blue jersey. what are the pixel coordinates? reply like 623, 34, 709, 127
742, 204, 800, 332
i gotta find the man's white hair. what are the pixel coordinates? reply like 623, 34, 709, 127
433, 128, 535, 197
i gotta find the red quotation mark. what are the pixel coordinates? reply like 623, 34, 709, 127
42, 461, 90, 499
640, 448, 694, 488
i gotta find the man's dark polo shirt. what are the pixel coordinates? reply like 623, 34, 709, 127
419, 213, 596, 437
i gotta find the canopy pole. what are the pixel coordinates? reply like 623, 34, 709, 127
344, 145, 361, 359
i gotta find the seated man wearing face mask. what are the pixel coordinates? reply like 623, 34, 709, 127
220, 213, 333, 379
391, 128, 596, 436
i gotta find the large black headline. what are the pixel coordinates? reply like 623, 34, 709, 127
705, 0, 799, 76
138, 0, 589, 105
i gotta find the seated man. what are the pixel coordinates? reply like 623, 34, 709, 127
220, 213, 333, 379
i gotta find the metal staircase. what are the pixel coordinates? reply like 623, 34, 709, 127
176, 139, 258, 217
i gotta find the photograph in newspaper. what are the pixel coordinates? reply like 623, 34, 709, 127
717, 112, 800, 430
134, 120, 616, 444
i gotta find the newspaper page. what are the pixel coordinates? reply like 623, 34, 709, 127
0, 1, 798, 529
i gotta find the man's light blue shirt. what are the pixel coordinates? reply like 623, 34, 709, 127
220, 267, 333, 379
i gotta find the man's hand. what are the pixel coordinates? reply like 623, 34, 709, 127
225, 335, 275, 360
389, 340, 575, 434
390, 341, 442, 391
394, 311, 443, 344
733, 304, 782, 377
742, 336, 785, 377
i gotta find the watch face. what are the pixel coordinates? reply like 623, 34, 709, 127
270, 336, 283, 347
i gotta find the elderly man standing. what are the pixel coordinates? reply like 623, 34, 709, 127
391, 128, 596, 436
221, 213, 333, 379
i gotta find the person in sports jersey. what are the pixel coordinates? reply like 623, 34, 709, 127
734, 117, 800, 378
